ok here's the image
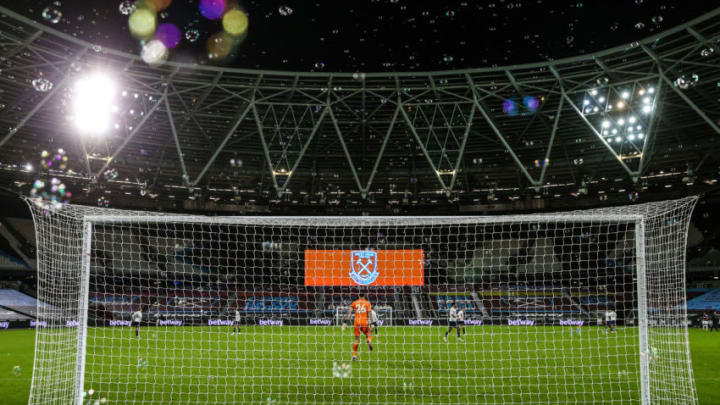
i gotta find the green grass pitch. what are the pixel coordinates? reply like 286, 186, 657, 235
1, 326, 719, 404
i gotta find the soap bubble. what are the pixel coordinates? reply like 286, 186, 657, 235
129, 8, 157, 39
103, 168, 119, 181
141, 39, 168, 66
31, 177, 71, 214
199, 0, 226, 20
278, 6, 293, 16
40, 148, 68, 170
222, 9, 249, 36
155, 23, 181, 48
12, 365, 22, 376
32, 77, 53, 92
332, 361, 351, 378
42, 6, 62, 24
185, 28, 200, 42
118, 0, 135, 15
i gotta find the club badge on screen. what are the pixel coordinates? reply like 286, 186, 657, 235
349, 251, 379, 285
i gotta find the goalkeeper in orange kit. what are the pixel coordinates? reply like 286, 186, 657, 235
344, 292, 373, 361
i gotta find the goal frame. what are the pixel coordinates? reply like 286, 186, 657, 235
74, 213, 650, 404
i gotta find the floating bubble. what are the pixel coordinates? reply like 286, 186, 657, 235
402, 381, 414, 392
701, 48, 714, 57
103, 168, 119, 181
596, 77, 609, 86
147, 0, 172, 11
674, 74, 699, 90
222, 9, 249, 36
118, 0, 135, 15
129, 8, 157, 39
12, 365, 22, 376
230, 159, 242, 168
332, 361, 351, 378
185, 28, 200, 42
32, 78, 53, 92
443, 55, 454, 63
523, 96, 539, 112
42, 6, 62, 24
207, 31, 234, 61
199, 0, 226, 20
97, 197, 110, 208
278, 5, 293, 16
31, 177, 71, 214
141, 39, 168, 66
634, 22, 645, 30
502, 99, 517, 116
137, 357, 149, 368
40, 148, 68, 170
155, 23, 181, 48
314, 61, 325, 69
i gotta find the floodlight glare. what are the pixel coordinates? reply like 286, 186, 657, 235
642, 105, 653, 114
583, 99, 590, 106
643, 97, 651, 104
73, 73, 117, 135
616, 101, 625, 109
628, 116, 637, 124
618, 118, 625, 125
628, 134, 635, 140
638, 133, 645, 139
648, 87, 655, 94
598, 97, 606, 103
621, 91, 630, 99
615, 136, 622, 143
590, 89, 598, 96
602, 120, 611, 128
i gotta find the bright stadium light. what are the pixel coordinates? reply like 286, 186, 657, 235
621, 91, 630, 99
73, 73, 117, 135
642, 105, 653, 114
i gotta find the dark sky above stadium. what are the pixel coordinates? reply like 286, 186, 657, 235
4, 1, 718, 71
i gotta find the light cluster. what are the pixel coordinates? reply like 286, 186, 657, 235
582, 83, 656, 148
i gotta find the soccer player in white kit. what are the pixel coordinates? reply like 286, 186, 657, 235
604, 309, 617, 334
457, 308, 466, 336
370, 308, 379, 335
131, 308, 142, 338
443, 302, 463, 342
232, 309, 241, 334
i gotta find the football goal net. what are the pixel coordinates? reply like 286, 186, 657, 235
25, 196, 698, 405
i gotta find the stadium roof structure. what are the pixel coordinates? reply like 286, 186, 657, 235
0, 6, 719, 214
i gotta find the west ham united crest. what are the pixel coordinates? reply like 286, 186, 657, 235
349, 251, 379, 285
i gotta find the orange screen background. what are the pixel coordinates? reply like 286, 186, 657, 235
304, 250, 425, 286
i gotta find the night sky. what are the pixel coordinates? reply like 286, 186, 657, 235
5, 0, 717, 72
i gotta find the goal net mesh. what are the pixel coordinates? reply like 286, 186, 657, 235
25, 196, 698, 405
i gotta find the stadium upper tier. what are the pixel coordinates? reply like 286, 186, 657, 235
0, 6, 719, 213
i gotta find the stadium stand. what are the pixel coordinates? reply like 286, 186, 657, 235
687, 289, 720, 312
0, 288, 41, 320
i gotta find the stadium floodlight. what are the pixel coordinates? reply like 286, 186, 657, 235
602, 120, 611, 128
628, 116, 637, 124
72, 73, 117, 135
24, 163, 33, 172
642, 105, 653, 114
621, 91, 630, 99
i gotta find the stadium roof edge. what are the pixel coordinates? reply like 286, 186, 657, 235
0, 5, 719, 78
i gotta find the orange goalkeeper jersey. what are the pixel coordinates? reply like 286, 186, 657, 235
350, 298, 372, 326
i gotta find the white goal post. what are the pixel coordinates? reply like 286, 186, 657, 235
25, 197, 699, 405
335, 305, 394, 327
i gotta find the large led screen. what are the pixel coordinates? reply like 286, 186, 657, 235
304, 250, 424, 286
